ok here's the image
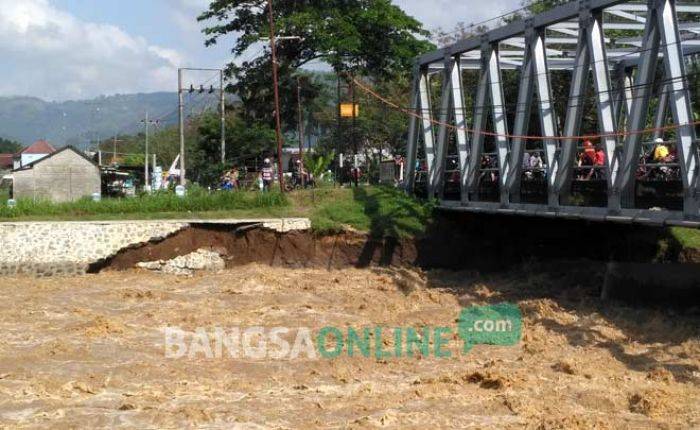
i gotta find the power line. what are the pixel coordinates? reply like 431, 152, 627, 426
350, 75, 700, 141
420, 70, 700, 114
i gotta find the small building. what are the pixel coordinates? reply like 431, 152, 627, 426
0, 154, 12, 174
13, 140, 56, 170
12, 146, 100, 202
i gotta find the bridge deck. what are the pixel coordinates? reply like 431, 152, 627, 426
439, 200, 700, 228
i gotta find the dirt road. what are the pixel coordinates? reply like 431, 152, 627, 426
0, 265, 698, 428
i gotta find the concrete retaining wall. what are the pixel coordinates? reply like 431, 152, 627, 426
0, 218, 311, 276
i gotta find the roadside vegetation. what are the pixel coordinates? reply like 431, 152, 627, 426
0, 187, 288, 221
0, 185, 436, 238
671, 227, 700, 250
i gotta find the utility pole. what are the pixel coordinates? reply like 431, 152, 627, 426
335, 75, 341, 187
267, 0, 285, 192
296, 75, 306, 187
350, 76, 358, 187
141, 112, 159, 190
178, 69, 186, 186
220, 69, 226, 164
111, 136, 124, 166
178, 67, 226, 183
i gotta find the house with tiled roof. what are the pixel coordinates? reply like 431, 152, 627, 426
13, 140, 56, 170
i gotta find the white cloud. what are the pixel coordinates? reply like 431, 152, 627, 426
394, 0, 522, 32
0, 0, 182, 100
168, 0, 235, 70
0, 0, 525, 100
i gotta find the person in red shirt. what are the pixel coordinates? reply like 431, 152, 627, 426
578, 140, 597, 179
590, 146, 606, 180
581, 141, 596, 165
594, 148, 606, 166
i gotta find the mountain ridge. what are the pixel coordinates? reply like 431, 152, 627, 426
0, 92, 230, 147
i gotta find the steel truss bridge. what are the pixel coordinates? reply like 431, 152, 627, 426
404, 0, 700, 227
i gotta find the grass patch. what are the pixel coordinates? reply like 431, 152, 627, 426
309, 186, 434, 238
670, 227, 700, 250
0, 187, 288, 220
0, 185, 435, 239
311, 189, 371, 234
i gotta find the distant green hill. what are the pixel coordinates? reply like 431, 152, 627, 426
0, 92, 232, 147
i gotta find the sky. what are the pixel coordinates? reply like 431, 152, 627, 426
0, 0, 520, 101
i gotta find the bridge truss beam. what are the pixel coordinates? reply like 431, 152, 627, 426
405, 0, 700, 227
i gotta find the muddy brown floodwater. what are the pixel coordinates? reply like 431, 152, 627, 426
0, 264, 698, 429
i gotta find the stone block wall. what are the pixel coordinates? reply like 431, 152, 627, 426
0, 218, 311, 276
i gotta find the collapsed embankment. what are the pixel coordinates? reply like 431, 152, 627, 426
0, 219, 309, 277
92, 211, 700, 304
2, 213, 699, 303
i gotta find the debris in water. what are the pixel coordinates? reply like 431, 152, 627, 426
136, 249, 225, 276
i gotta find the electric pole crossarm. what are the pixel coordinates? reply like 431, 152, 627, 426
177, 67, 227, 185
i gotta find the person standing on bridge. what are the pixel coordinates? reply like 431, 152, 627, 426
653, 138, 670, 163
592, 144, 606, 180
578, 140, 597, 180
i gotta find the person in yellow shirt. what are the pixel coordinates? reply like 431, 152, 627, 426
653, 138, 670, 162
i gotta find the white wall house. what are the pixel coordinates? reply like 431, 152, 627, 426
13, 140, 56, 170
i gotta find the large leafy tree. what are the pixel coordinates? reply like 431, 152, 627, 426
198, 0, 433, 130
0, 138, 22, 153
189, 110, 277, 186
